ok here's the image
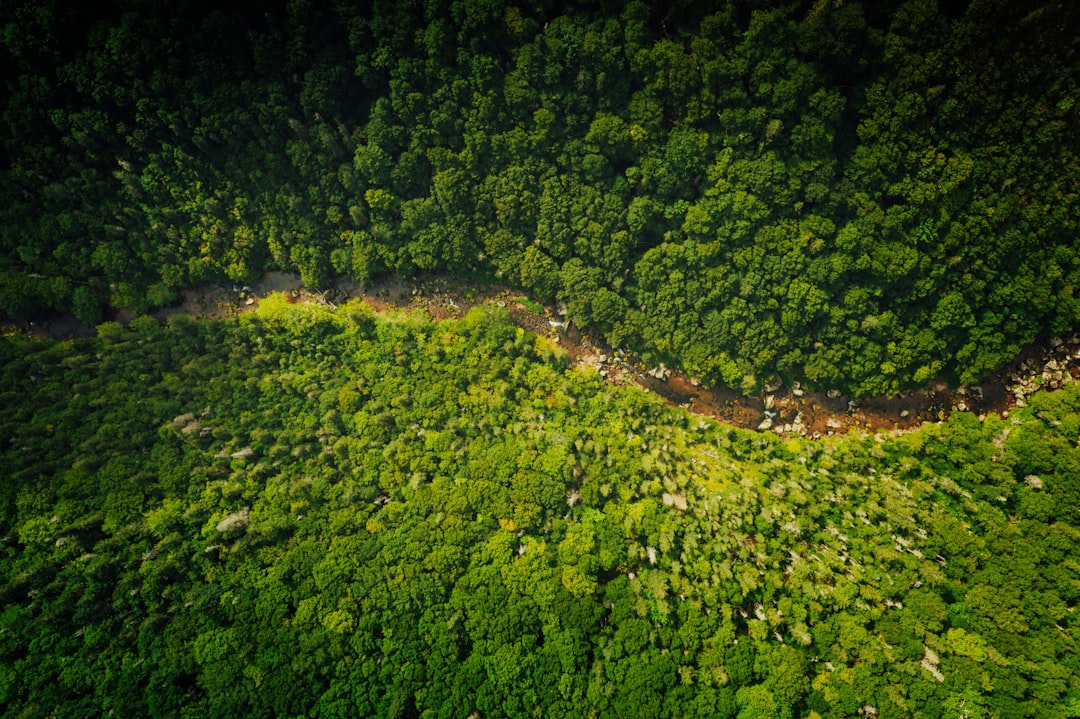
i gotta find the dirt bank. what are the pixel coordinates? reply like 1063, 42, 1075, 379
6, 271, 1078, 438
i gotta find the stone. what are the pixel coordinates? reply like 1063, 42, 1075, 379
757, 417, 774, 431
826, 389, 842, 399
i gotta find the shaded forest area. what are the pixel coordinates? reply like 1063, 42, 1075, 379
2, 300, 1080, 717
3, 0, 1079, 396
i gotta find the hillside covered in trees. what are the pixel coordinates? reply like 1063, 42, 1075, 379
3, 0, 1079, 394
4, 2, 1080, 716
2, 299, 1080, 717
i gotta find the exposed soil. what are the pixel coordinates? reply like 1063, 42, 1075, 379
6, 271, 1080, 439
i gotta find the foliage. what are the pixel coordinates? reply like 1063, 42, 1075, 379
1, 302, 1078, 717
2, 0, 1078, 394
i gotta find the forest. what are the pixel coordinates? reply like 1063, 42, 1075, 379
2, 299, 1079, 717
2, 0, 1079, 395
3, 1, 1080, 717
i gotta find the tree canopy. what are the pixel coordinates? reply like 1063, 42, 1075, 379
2, 300, 1079, 717
2, 0, 1078, 395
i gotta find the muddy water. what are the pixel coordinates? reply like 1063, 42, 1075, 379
614, 338, 1074, 438
360, 273, 1079, 438
6, 270, 1078, 438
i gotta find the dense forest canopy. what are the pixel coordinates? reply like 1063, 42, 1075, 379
4, 2, 1080, 717
2, 300, 1079, 717
2, 0, 1078, 395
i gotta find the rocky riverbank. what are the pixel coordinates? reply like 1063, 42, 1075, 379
6, 270, 1078, 439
